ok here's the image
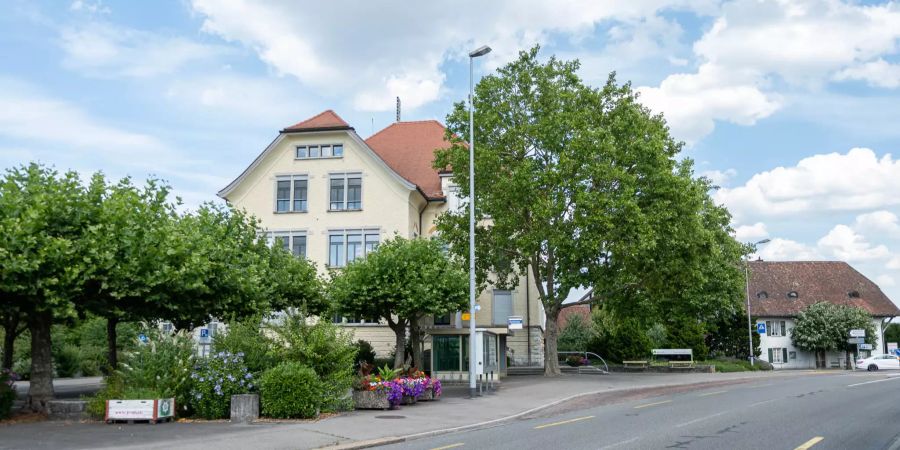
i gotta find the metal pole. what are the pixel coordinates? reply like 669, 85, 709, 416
468, 54, 477, 399
746, 257, 754, 365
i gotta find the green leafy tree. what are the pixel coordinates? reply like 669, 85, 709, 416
557, 315, 594, 352
434, 46, 744, 375
0, 164, 91, 410
706, 310, 761, 360
885, 323, 900, 348
330, 236, 468, 369
792, 302, 876, 367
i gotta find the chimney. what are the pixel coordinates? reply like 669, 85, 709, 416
396, 97, 401, 122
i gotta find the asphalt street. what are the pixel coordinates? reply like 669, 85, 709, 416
384, 371, 900, 450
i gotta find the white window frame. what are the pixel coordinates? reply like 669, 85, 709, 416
766, 320, 786, 337
492, 290, 514, 326
269, 230, 308, 258
274, 174, 309, 213
328, 172, 363, 211
327, 228, 379, 268
770, 347, 785, 363
295, 143, 345, 160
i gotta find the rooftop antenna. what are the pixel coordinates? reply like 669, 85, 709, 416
371, 117, 374, 136
396, 96, 401, 122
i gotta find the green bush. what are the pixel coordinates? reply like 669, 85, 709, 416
114, 327, 195, 415
0, 369, 16, 420
212, 318, 276, 375
353, 340, 376, 371
558, 315, 594, 352
270, 314, 356, 412
589, 309, 652, 363
190, 351, 254, 419
259, 362, 321, 419
85, 375, 165, 419
53, 344, 83, 378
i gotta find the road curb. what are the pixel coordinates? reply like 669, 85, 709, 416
317, 374, 785, 450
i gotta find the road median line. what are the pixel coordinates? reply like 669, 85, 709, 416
697, 390, 727, 397
847, 376, 900, 387
534, 415, 594, 429
634, 399, 672, 409
794, 436, 824, 449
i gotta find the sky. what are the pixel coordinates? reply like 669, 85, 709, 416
2, 0, 900, 308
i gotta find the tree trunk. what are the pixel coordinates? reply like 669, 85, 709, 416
543, 309, 561, 376
27, 310, 55, 412
387, 319, 408, 369
2, 315, 19, 370
106, 316, 118, 372
409, 318, 424, 371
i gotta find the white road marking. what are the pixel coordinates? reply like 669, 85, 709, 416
430, 444, 464, 450
599, 437, 641, 449
533, 415, 594, 429
697, 390, 727, 397
794, 436, 824, 450
847, 376, 900, 387
675, 411, 726, 428
749, 398, 778, 407
634, 400, 672, 409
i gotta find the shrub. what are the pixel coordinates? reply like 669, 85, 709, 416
353, 340, 376, 371
269, 314, 356, 412
212, 318, 276, 375
86, 375, 165, 419
190, 351, 254, 419
0, 369, 17, 420
115, 327, 196, 415
589, 309, 652, 363
53, 344, 83, 378
259, 362, 321, 419
558, 315, 594, 352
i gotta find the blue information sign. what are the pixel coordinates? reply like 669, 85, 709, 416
138, 334, 148, 343
756, 323, 766, 334
200, 328, 209, 338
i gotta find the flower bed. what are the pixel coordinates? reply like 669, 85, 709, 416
352, 364, 442, 409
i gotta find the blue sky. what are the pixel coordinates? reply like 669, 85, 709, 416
3, 0, 900, 307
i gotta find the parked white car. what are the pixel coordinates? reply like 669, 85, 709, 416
856, 354, 900, 371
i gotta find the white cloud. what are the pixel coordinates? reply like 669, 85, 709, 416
756, 238, 823, 261
876, 274, 896, 287
637, 64, 781, 144
734, 222, 769, 242
817, 224, 891, 262
715, 148, 900, 222
834, 58, 900, 89
637, 0, 900, 142
70, 0, 110, 14
699, 167, 737, 186
188, 0, 710, 112
888, 256, 900, 270
60, 22, 227, 78
854, 210, 900, 237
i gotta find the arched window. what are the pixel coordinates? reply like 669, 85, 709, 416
848, 291, 861, 298
787, 291, 799, 299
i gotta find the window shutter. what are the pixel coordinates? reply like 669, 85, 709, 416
768, 348, 773, 362
782, 348, 788, 364
781, 321, 786, 336
766, 321, 772, 336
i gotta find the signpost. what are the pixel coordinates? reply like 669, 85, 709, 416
756, 323, 766, 335
847, 337, 865, 344
138, 334, 148, 344
849, 329, 866, 338
507, 316, 523, 330
858, 343, 873, 351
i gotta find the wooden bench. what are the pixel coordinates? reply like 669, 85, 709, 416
623, 360, 648, 370
669, 361, 694, 369
652, 349, 694, 370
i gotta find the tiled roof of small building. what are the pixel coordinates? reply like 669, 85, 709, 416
281, 110, 351, 132
748, 261, 899, 317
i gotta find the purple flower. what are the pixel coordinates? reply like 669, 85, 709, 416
244, 373, 253, 379
227, 374, 235, 382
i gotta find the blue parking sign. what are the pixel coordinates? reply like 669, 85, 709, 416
756, 323, 766, 334
200, 328, 209, 338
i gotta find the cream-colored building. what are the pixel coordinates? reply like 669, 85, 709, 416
218, 110, 545, 374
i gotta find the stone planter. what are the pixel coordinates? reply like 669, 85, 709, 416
401, 395, 417, 405
352, 390, 391, 410
418, 386, 440, 401
230, 394, 259, 423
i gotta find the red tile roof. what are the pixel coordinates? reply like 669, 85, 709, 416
748, 261, 899, 317
366, 120, 449, 200
282, 110, 351, 132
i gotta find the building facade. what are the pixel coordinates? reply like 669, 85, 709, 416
748, 261, 899, 369
218, 110, 545, 373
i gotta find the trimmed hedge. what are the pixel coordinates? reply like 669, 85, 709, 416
260, 362, 321, 419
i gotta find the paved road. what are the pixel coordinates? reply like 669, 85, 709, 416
384, 372, 900, 450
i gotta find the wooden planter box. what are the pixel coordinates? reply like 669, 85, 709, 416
105, 398, 175, 424
352, 390, 391, 410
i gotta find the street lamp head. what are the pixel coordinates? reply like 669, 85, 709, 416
469, 45, 492, 58
756, 239, 771, 245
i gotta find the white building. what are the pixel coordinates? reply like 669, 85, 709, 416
748, 261, 899, 369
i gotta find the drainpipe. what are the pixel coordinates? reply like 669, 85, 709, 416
526, 269, 531, 366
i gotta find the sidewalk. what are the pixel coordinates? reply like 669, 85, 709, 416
0, 370, 834, 450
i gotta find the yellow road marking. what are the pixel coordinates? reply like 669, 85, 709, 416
431, 444, 465, 450
794, 437, 824, 450
698, 390, 727, 397
634, 400, 672, 409
533, 415, 595, 429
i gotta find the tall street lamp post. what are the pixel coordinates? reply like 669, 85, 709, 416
468, 45, 491, 399
746, 238, 770, 365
